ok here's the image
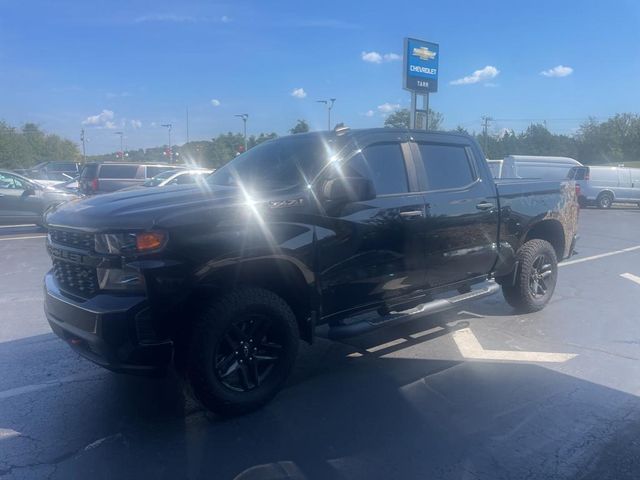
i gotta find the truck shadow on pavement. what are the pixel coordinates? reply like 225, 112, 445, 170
2, 317, 640, 480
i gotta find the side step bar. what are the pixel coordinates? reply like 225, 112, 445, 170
328, 281, 500, 340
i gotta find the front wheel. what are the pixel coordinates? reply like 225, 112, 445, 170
187, 288, 299, 416
502, 239, 558, 313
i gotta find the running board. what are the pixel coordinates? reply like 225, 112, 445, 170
328, 281, 500, 340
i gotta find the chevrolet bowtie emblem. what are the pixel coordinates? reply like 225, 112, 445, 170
412, 46, 437, 61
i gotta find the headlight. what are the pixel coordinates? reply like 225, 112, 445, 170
97, 267, 145, 291
95, 231, 166, 254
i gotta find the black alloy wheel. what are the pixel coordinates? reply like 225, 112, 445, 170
501, 239, 558, 313
528, 254, 555, 298
214, 313, 284, 392
187, 287, 299, 416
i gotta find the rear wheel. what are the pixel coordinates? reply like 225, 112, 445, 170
502, 239, 558, 313
187, 288, 299, 416
597, 192, 613, 209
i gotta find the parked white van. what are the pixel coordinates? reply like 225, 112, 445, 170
567, 165, 640, 208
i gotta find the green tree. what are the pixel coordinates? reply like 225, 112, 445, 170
289, 119, 310, 134
0, 121, 79, 169
383, 108, 443, 130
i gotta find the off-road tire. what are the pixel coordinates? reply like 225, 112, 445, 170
187, 287, 299, 416
502, 239, 558, 313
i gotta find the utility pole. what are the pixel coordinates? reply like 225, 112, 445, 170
235, 114, 249, 151
114, 131, 124, 160
161, 124, 172, 163
481, 116, 493, 153
80, 129, 86, 163
316, 98, 336, 130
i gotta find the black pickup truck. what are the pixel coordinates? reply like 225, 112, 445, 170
43, 129, 579, 415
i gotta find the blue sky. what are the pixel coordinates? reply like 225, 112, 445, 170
1, 0, 640, 154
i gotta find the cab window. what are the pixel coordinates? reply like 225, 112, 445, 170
0, 172, 27, 190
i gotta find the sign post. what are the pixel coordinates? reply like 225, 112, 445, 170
403, 38, 439, 131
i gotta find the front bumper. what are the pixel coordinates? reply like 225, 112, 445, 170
44, 271, 173, 375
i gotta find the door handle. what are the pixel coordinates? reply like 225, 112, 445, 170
399, 210, 424, 219
476, 201, 494, 211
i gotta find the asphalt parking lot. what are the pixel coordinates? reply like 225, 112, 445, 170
2, 208, 640, 480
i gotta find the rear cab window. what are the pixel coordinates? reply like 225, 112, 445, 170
416, 143, 476, 190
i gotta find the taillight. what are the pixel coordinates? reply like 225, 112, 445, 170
91, 178, 99, 192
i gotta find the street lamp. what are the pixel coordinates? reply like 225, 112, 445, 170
114, 131, 124, 160
161, 124, 172, 163
316, 98, 336, 131
235, 114, 249, 151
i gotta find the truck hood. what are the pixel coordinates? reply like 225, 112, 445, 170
44, 184, 243, 231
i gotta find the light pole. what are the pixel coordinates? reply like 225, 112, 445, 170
235, 114, 248, 151
80, 129, 87, 163
114, 131, 124, 160
316, 98, 336, 131
161, 124, 172, 163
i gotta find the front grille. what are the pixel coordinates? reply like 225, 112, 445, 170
49, 229, 94, 251
52, 259, 99, 297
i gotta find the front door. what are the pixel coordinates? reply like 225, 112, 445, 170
410, 138, 499, 288
317, 139, 428, 318
0, 172, 41, 224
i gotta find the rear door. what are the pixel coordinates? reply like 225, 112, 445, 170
318, 135, 429, 317
410, 136, 499, 288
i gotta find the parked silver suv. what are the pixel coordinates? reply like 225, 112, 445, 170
567, 165, 640, 208
78, 163, 183, 195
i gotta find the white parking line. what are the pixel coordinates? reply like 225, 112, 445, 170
621, 273, 640, 286
0, 235, 46, 242
560, 245, 640, 267
0, 224, 37, 228
0, 371, 104, 401
452, 327, 577, 363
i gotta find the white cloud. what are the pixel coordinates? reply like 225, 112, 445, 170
290, 87, 307, 99
221, 15, 231, 23
540, 65, 573, 78
130, 119, 142, 129
362, 51, 383, 63
377, 103, 401, 114
361, 51, 400, 64
150, 122, 157, 128
363, 110, 375, 117
450, 65, 500, 85
210, 99, 221, 107
82, 109, 116, 128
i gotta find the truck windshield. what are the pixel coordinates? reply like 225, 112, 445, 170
208, 136, 336, 191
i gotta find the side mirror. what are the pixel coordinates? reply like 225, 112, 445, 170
323, 176, 376, 203
23, 185, 36, 196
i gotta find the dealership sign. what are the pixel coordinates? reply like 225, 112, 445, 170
403, 38, 439, 93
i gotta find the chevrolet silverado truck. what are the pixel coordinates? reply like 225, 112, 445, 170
43, 129, 579, 415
